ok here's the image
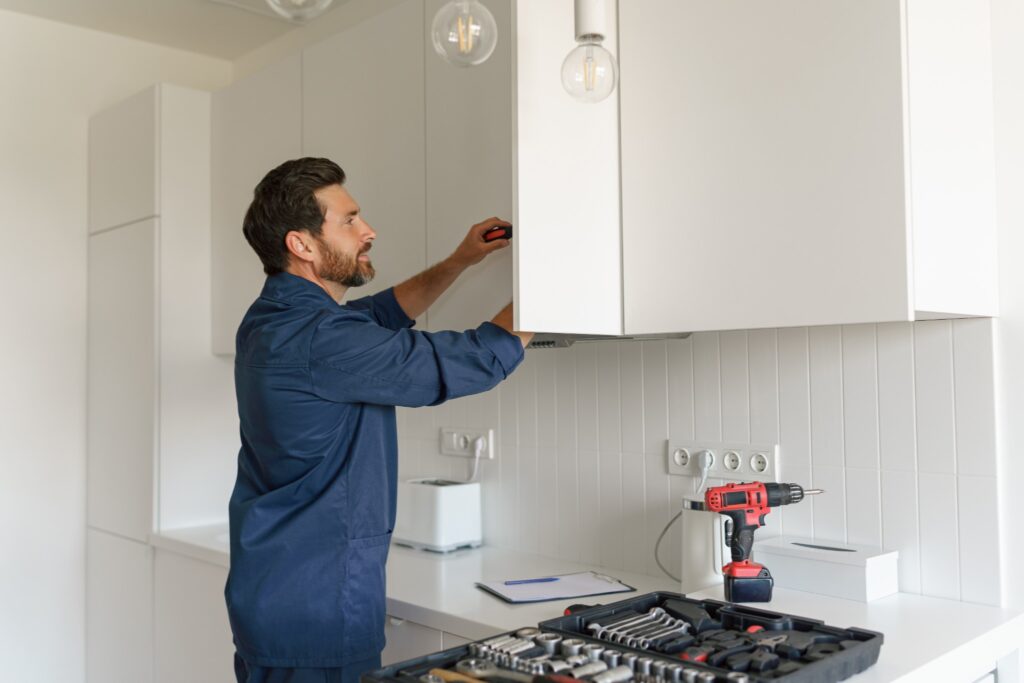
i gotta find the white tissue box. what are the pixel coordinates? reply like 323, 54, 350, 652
753, 536, 898, 602
393, 478, 481, 552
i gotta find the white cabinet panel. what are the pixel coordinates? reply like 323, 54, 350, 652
442, 632, 472, 648
211, 57, 302, 355
87, 529, 154, 683
514, 0, 622, 335
154, 550, 234, 683
620, 0, 908, 334
87, 219, 156, 540
89, 87, 158, 232
619, 0, 996, 334
424, 0, 514, 333
382, 617, 443, 666
303, 0, 427, 302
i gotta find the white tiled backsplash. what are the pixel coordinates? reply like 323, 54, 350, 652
397, 319, 1001, 606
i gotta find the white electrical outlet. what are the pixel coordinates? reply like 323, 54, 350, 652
439, 428, 495, 459
666, 440, 779, 483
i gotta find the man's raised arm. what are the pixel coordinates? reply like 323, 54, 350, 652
393, 217, 511, 320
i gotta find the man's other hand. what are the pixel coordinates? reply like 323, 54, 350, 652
450, 217, 511, 268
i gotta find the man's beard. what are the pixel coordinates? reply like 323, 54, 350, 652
315, 238, 375, 288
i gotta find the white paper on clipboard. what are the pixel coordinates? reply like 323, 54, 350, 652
475, 571, 635, 604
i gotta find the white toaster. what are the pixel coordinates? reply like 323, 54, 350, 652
393, 478, 482, 552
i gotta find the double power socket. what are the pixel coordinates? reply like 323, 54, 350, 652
665, 440, 780, 483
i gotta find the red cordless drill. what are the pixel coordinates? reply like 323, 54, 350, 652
704, 482, 822, 603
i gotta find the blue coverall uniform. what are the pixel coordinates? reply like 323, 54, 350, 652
226, 273, 524, 682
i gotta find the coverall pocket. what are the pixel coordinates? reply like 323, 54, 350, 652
341, 532, 390, 652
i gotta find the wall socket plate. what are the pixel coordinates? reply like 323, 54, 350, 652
440, 428, 495, 459
666, 440, 779, 483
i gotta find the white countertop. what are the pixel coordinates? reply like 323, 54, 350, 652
152, 524, 1024, 682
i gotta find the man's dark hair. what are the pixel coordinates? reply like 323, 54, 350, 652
242, 157, 346, 275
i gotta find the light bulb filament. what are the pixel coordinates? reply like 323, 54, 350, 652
584, 45, 596, 91
456, 15, 475, 54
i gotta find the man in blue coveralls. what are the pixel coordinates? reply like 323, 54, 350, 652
226, 157, 532, 683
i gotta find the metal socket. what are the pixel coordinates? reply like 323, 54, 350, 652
590, 665, 634, 683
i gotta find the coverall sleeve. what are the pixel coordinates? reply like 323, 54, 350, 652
343, 288, 415, 331
308, 314, 524, 407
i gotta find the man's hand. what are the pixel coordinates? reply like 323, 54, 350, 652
393, 217, 512, 320
449, 217, 512, 269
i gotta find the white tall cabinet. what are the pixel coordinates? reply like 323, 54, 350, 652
87, 84, 235, 683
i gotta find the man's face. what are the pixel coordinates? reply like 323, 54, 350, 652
311, 184, 376, 287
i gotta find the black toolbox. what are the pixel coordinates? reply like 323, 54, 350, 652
364, 591, 883, 683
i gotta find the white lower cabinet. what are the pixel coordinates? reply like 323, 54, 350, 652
441, 633, 472, 648
154, 550, 233, 683
382, 617, 444, 665
86, 528, 154, 683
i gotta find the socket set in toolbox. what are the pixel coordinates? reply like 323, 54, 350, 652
539, 592, 883, 683
364, 592, 883, 683
362, 625, 728, 683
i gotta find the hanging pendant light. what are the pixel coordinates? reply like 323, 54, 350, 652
431, 0, 499, 67
562, 0, 618, 103
266, 0, 334, 22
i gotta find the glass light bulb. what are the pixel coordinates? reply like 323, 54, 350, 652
561, 40, 618, 103
266, 0, 333, 22
431, 0, 498, 67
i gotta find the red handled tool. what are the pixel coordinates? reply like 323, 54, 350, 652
483, 224, 513, 242
704, 482, 823, 603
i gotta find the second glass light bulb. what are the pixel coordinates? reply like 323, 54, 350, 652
561, 39, 618, 103
431, 0, 498, 67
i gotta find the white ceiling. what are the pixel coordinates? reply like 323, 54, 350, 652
0, 0, 345, 60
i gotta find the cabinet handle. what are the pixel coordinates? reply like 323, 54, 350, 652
388, 616, 406, 627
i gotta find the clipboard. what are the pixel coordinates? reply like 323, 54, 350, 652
475, 570, 636, 604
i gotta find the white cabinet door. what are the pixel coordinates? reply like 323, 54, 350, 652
87, 529, 154, 683
87, 219, 156, 541
303, 0, 427, 303
211, 56, 302, 355
88, 87, 158, 233
619, 0, 996, 334
154, 550, 234, 683
513, 0, 623, 335
620, 0, 909, 334
423, 0, 514, 333
382, 616, 444, 665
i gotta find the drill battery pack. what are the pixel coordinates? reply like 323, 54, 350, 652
726, 573, 775, 603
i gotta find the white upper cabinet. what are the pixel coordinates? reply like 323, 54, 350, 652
618, 0, 998, 334
423, 0, 514, 333
89, 88, 158, 233
211, 56, 302, 355
513, 0, 623, 335
303, 0, 427, 303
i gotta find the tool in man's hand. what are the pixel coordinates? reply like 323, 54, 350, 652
483, 224, 513, 242
704, 482, 823, 603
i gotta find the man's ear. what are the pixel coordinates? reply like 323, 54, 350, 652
284, 230, 316, 264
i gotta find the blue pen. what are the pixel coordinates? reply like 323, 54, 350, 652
504, 577, 559, 585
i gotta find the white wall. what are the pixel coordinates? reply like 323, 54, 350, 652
0, 10, 230, 681
991, 0, 1024, 613
399, 318, 1002, 606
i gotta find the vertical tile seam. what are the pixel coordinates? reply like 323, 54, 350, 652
716, 332, 723, 441
949, 321, 963, 600
573, 349, 581, 562
773, 329, 783, 536
743, 330, 751, 444
839, 327, 848, 543
804, 329, 814, 538
910, 323, 923, 593
872, 325, 884, 547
